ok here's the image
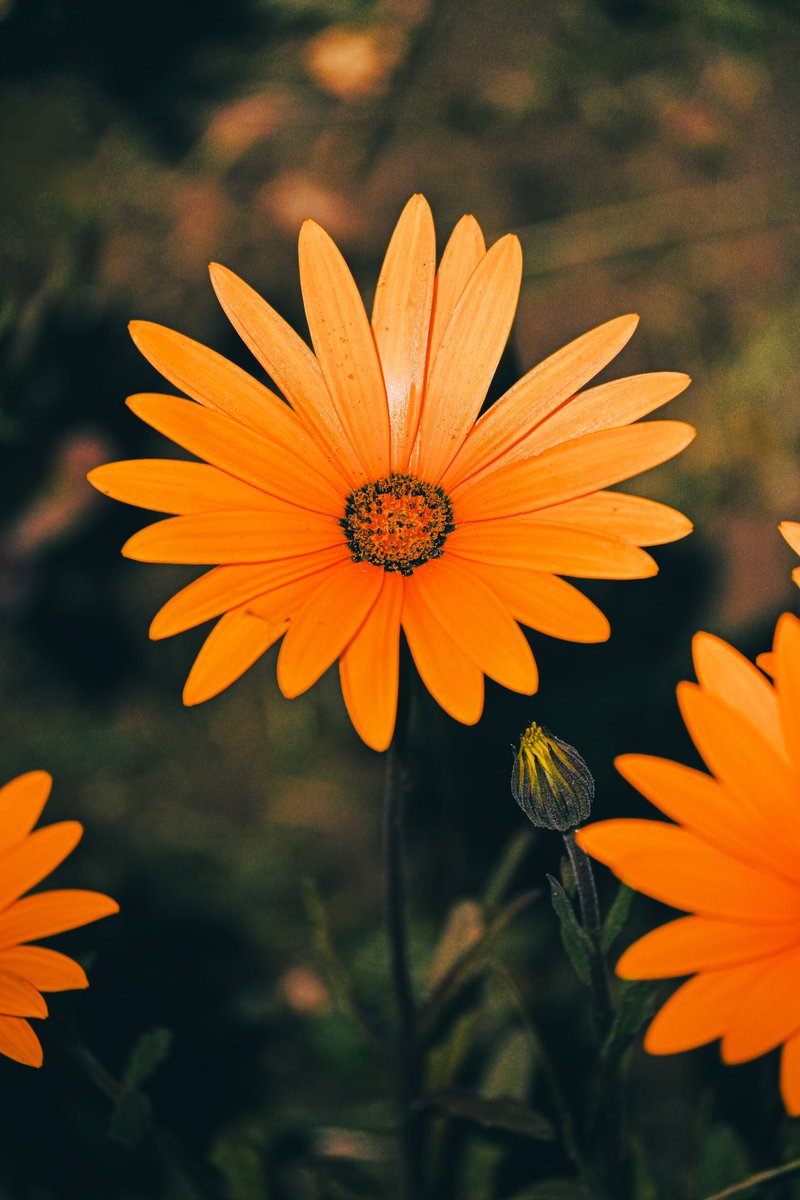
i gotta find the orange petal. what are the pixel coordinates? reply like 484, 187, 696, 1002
678, 682, 800, 868
617, 915, 800, 979
531, 491, 693, 547
401, 584, 484, 725
0, 1017, 43, 1067
371, 196, 436, 472
127, 393, 344, 516
0, 823, 83, 913
411, 235, 522, 482
781, 1030, 800, 1115
0, 973, 47, 1018
757, 650, 776, 676
614, 754, 800, 886
209, 263, 364, 487
452, 423, 696, 522
426, 214, 486, 374
774, 613, 800, 777
576, 819, 800, 924
0, 946, 88, 992
442, 315, 639, 489
123, 509, 343, 565
780, 520, 800, 556
463, 562, 610, 642
299, 220, 390, 478
150, 547, 350, 639
644, 963, 763, 1054
183, 608, 286, 705
339, 573, 404, 751
692, 631, 786, 758
277, 560, 384, 699
448, 520, 657, 578
489, 371, 691, 469
0, 891, 119, 950
88, 459, 280, 515
408, 556, 537, 693
0, 772, 51, 856
721, 949, 800, 1062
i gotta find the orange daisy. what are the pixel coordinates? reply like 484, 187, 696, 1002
577, 613, 800, 1114
89, 195, 694, 751
781, 521, 800, 587
0, 771, 118, 1067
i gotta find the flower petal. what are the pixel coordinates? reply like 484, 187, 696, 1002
0, 890, 118, 950
576, 819, 800, 924
449, 520, 658, 578
442, 315, 639, 489
183, 608, 286, 706
774, 612, 800, 777
781, 1030, 800, 1115
0, 946, 88, 992
408, 556, 537, 693
644, 963, 764, 1054
461, 562, 610, 642
0, 1017, 43, 1067
426, 214, 486, 374
452, 423, 696, 522
721, 950, 800, 1062
781, 521, 800, 555
531, 491, 693, 547
127, 393, 345, 515
150, 547, 350, 639
617, 915, 800, 979
0, 823, 83, 913
277, 561, 384, 699
339, 573, 404, 751
0, 973, 47, 1018
0, 772, 51, 856
371, 196, 436, 471
692, 631, 786, 758
123, 509, 343, 565
411, 235, 522, 482
299, 220, 390, 478
209, 263, 364, 486
88, 460, 280, 515
402, 585, 484, 724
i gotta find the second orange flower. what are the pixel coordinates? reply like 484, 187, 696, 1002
89, 195, 695, 750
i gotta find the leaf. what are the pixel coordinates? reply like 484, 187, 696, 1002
428, 899, 485, 990
559, 854, 577, 900
548, 876, 592, 986
108, 1028, 173, 1148
483, 1028, 534, 1100
211, 1135, 268, 1200
483, 829, 534, 911
303, 877, 379, 1042
601, 884, 634, 953
123, 1027, 173, 1090
108, 1089, 152, 1149
505, 1181, 592, 1200
601, 981, 659, 1062
694, 1125, 750, 1197
423, 1089, 554, 1140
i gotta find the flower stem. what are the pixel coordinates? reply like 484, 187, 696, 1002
702, 1156, 800, 1199
383, 654, 424, 1199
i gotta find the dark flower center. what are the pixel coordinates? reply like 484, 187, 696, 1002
341, 473, 455, 575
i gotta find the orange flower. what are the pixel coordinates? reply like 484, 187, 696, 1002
781, 521, 800, 587
0, 771, 118, 1067
577, 614, 800, 1114
89, 195, 694, 751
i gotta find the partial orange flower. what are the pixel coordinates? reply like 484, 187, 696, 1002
89, 195, 694, 751
0, 771, 118, 1067
577, 614, 800, 1114
781, 521, 800, 587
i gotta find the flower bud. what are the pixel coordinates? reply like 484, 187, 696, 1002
511, 723, 594, 832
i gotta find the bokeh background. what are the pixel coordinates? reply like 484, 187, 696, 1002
2, 0, 800, 1196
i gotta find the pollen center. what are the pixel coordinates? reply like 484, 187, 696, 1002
341, 473, 455, 575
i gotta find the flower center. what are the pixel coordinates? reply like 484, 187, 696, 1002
341, 473, 455, 575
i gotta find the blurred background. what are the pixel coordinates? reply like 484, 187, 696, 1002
2, 0, 800, 1196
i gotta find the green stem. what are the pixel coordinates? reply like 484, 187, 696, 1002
702, 1157, 800, 1199
383, 655, 425, 1199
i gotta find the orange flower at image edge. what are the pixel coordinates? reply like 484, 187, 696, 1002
0, 771, 118, 1067
89, 195, 695, 751
577, 613, 800, 1114
781, 521, 800, 586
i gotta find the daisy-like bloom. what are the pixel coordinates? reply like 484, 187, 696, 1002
781, 521, 800, 586
0, 771, 118, 1067
89, 195, 695, 751
577, 614, 800, 1114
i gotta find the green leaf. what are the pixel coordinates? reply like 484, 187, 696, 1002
601, 884, 634, 953
559, 855, 577, 900
548, 876, 592, 986
428, 899, 485, 991
694, 1125, 750, 1196
601, 981, 659, 1061
122, 1027, 173, 1091
483, 828, 534, 911
483, 1028, 533, 1101
303, 877, 378, 1042
108, 1089, 152, 1149
424, 1089, 554, 1140
504, 1181, 592, 1200
211, 1135, 268, 1200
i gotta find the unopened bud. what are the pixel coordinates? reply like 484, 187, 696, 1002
511, 723, 594, 832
